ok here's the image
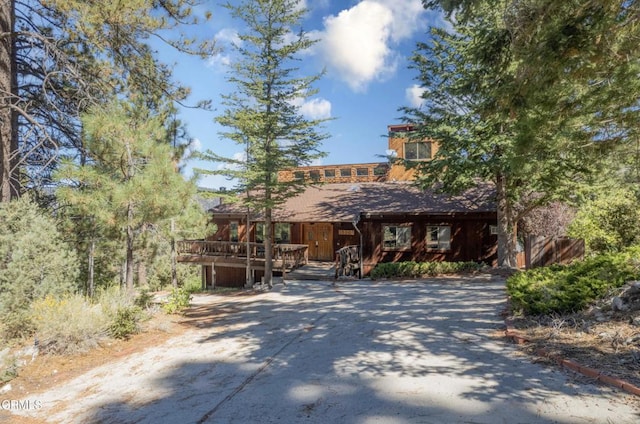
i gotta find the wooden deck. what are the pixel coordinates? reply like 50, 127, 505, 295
177, 240, 309, 272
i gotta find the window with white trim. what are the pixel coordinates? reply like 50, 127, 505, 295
427, 225, 451, 250
383, 225, 411, 250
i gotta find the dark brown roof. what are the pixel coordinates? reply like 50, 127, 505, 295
212, 182, 496, 222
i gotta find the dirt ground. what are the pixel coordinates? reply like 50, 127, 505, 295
508, 305, 640, 391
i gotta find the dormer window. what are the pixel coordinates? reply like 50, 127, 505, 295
404, 141, 431, 161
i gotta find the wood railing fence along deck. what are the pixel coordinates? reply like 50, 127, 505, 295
176, 240, 309, 271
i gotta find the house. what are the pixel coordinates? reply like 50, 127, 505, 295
180, 124, 498, 287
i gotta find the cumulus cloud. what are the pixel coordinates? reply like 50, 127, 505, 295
405, 84, 426, 108
295, 98, 332, 120
216, 28, 242, 46
207, 28, 242, 68
317, 0, 426, 92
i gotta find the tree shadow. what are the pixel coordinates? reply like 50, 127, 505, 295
71, 277, 638, 423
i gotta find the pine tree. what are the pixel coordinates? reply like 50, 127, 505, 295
403, 1, 605, 266
0, 0, 214, 202
56, 100, 197, 292
0, 1, 18, 201
403, 0, 640, 266
198, 0, 328, 287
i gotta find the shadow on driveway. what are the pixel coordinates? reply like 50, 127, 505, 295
26, 275, 640, 423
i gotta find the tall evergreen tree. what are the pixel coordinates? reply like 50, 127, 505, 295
0, 1, 18, 201
403, 0, 639, 266
56, 100, 197, 292
198, 0, 328, 287
403, 1, 604, 266
0, 0, 214, 202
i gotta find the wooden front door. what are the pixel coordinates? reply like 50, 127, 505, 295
303, 223, 334, 261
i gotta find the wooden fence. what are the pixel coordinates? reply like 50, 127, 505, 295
525, 236, 585, 269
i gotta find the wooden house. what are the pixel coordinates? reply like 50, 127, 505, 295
179, 124, 498, 287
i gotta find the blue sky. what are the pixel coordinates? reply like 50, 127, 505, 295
163, 0, 445, 189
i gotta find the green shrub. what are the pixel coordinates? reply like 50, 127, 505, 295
98, 286, 147, 339
507, 246, 640, 315
0, 356, 19, 385
0, 196, 80, 342
109, 306, 143, 339
1, 309, 36, 343
134, 288, 154, 309
162, 287, 192, 314
370, 261, 484, 279
568, 188, 640, 255
183, 276, 203, 294
30, 295, 109, 354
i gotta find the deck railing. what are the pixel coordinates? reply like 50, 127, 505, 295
177, 240, 308, 269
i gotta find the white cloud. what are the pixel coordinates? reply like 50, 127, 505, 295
375, 0, 427, 42
207, 28, 242, 68
215, 28, 242, 46
317, 0, 426, 92
405, 84, 426, 108
294, 0, 307, 12
189, 137, 202, 151
296, 98, 332, 120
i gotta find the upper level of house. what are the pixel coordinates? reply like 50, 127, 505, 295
277, 124, 437, 184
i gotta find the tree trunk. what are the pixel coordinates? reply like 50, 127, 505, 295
125, 201, 135, 292
245, 207, 252, 288
170, 219, 178, 288
0, 0, 18, 202
496, 172, 518, 267
264, 207, 273, 288
137, 259, 147, 287
88, 238, 95, 297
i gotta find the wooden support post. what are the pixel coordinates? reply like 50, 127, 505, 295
201, 265, 206, 291
211, 262, 216, 290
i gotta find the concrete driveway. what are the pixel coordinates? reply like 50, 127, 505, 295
11, 275, 640, 423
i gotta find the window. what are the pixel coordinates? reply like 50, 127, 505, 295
229, 221, 239, 242
373, 165, 387, 176
293, 171, 304, 181
356, 167, 369, 177
427, 225, 451, 250
404, 142, 432, 160
275, 223, 291, 243
383, 225, 411, 250
324, 169, 336, 178
255, 222, 265, 243
340, 168, 351, 177
309, 170, 321, 181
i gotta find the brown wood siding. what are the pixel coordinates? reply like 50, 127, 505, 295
208, 218, 251, 242
361, 213, 497, 274
387, 131, 439, 182
203, 264, 266, 288
206, 213, 498, 279
278, 163, 388, 184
